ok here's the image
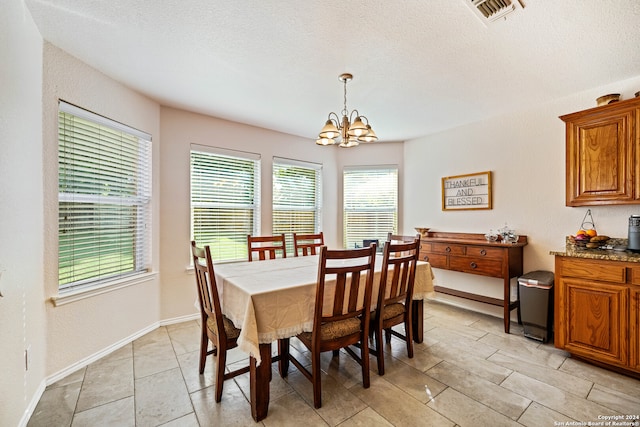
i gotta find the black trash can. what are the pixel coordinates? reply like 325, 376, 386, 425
518, 270, 554, 343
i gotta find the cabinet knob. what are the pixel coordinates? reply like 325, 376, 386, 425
445, 247, 451, 253
480, 249, 487, 256
470, 262, 478, 269
423, 255, 429, 261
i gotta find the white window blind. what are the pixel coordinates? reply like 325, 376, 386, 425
272, 157, 322, 252
343, 166, 398, 249
191, 146, 261, 262
58, 101, 152, 291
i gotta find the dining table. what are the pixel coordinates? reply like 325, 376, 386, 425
214, 253, 435, 421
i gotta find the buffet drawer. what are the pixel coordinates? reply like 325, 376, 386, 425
465, 245, 503, 259
449, 256, 503, 277
419, 251, 447, 269
432, 243, 465, 255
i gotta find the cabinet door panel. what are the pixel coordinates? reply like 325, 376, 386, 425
562, 100, 639, 206
631, 287, 640, 371
563, 278, 628, 366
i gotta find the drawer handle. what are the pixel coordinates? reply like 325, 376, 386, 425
470, 262, 478, 269
480, 249, 487, 256
445, 247, 451, 253
423, 255, 429, 261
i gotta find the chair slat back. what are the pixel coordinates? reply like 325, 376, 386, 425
293, 232, 324, 256
191, 241, 225, 339
387, 232, 421, 244
378, 238, 420, 307
386, 233, 421, 257
247, 234, 287, 261
315, 245, 377, 325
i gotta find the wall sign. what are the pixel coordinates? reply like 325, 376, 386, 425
442, 171, 492, 211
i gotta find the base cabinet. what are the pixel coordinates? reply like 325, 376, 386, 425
555, 256, 639, 375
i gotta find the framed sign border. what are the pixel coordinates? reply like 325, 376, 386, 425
441, 171, 492, 211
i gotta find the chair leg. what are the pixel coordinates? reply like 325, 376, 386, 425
375, 325, 385, 376
199, 329, 208, 374
278, 338, 290, 377
361, 334, 370, 389
384, 328, 392, 344
405, 317, 414, 359
214, 342, 227, 402
312, 349, 322, 408
332, 349, 340, 357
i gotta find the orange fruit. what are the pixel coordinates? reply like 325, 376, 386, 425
576, 229, 587, 236
585, 229, 597, 237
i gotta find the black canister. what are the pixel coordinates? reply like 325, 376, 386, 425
628, 215, 640, 252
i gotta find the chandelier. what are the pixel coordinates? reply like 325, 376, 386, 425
316, 73, 377, 148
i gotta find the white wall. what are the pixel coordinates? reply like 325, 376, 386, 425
0, 1, 46, 425
41, 43, 162, 377
404, 75, 640, 317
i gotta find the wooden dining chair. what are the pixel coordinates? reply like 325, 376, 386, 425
370, 237, 420, 375
191, 241, 250, 402
278, 244, 377, 408
387, 232, 421, 243
247, 234, 286, 261
292, 231, 324, 256
386, 232, 421, 256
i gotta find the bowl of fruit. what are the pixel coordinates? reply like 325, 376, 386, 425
570, 229, 610, 249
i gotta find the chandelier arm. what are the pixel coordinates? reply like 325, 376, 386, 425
357, 114, 370, 125
327, 112, 341, 128
349, 110, 367, 123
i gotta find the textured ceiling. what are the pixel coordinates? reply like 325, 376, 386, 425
25, 0, 640, 142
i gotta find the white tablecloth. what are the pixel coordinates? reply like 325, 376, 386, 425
214, 254, 435, 364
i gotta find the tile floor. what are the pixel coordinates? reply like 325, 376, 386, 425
28, 300, 640, 427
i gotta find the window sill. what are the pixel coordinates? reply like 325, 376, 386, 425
50, 271, 158, 307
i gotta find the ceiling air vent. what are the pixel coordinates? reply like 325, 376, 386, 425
465, 0, 525, 25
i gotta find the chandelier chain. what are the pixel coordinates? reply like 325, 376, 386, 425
341, 78, 349, 117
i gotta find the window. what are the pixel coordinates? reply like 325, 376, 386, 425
343, 166, 398, 249
58, 101, 152, 291
273, 157, 322, 252
190, 146, 261, 262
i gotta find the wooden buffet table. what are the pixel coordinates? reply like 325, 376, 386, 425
419, 231, 527, 333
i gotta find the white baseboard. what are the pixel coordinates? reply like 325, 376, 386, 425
22, 312, 201, 426
46, 322, 160, 386
45, 312, 199, 386
160, 312, 199, 326
19, 379, 46, 427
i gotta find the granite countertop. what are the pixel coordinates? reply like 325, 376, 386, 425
550, 236, 640, 263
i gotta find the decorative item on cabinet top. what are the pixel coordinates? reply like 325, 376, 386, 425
415, 227, 430, 238
596, 93, 620, 106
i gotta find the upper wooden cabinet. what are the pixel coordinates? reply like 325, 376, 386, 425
561, 97, 640, 206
